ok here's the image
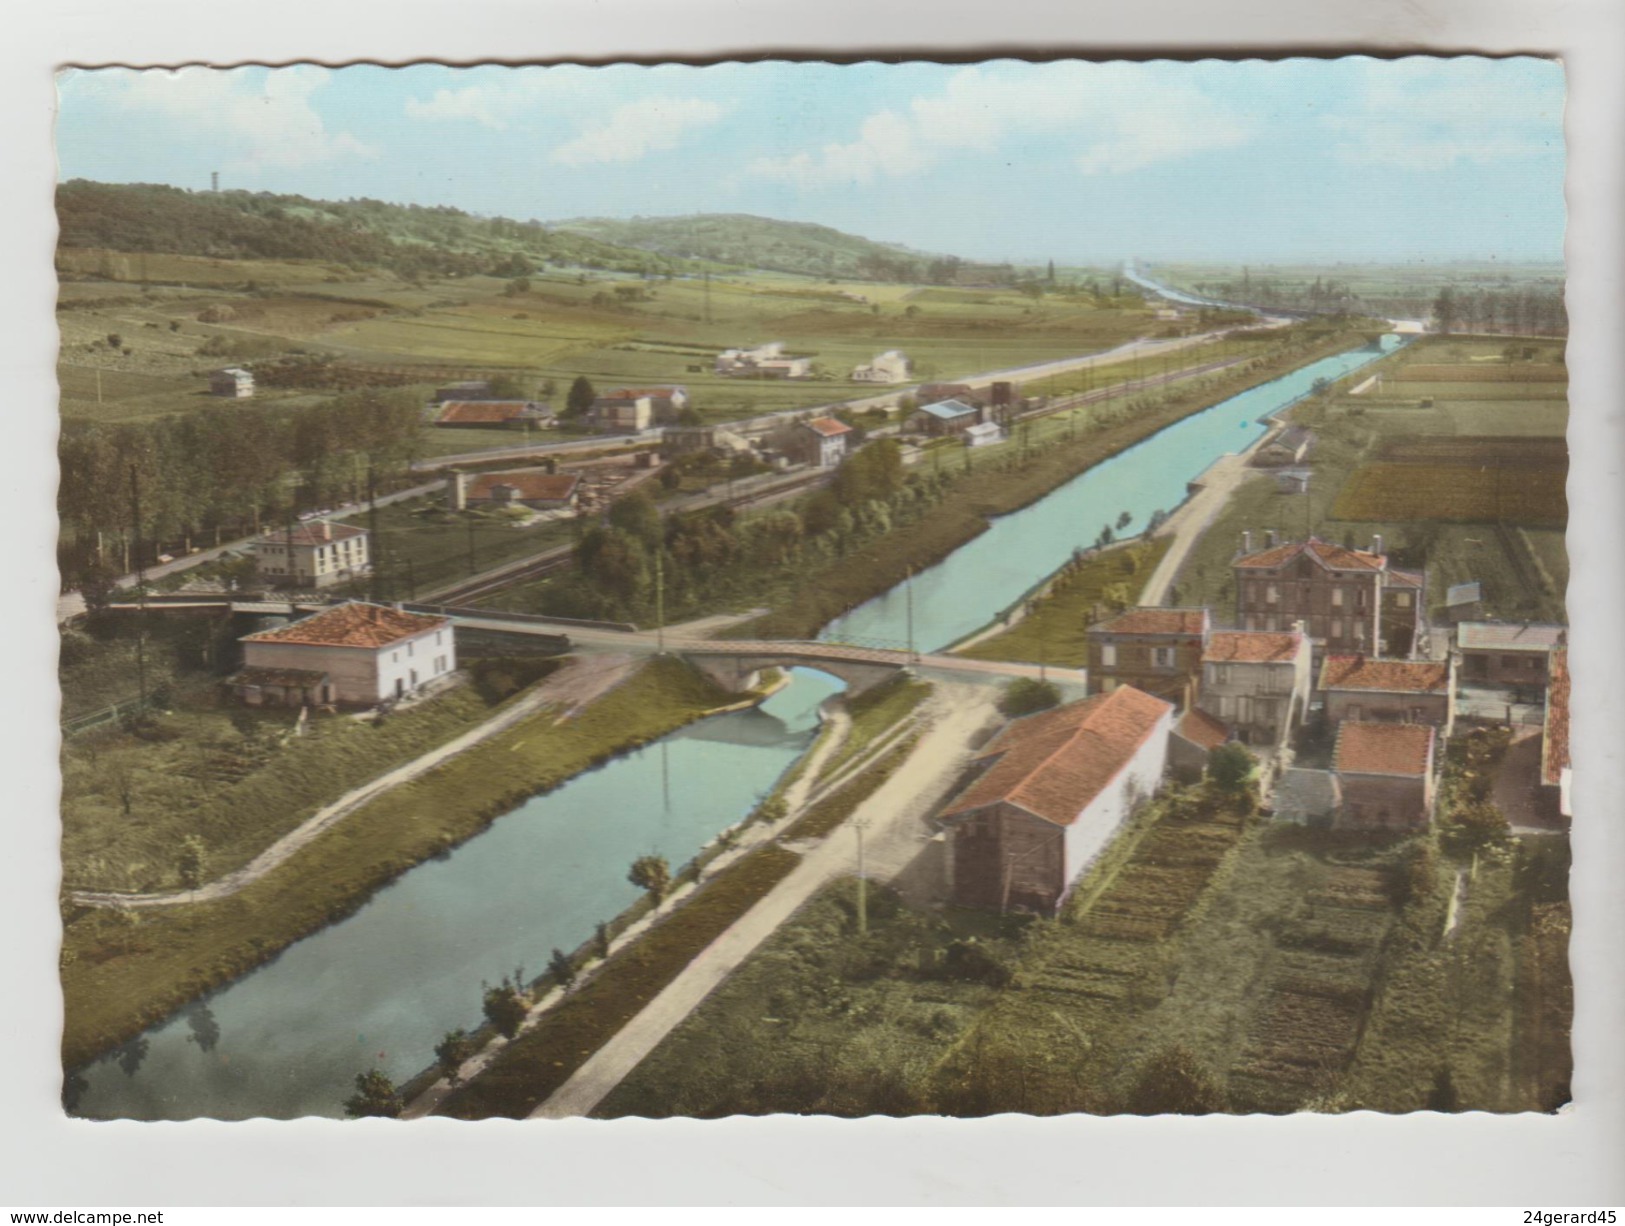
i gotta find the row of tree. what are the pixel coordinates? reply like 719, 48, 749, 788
58, 388, 425, 582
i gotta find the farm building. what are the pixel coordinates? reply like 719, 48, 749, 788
1198, 627, 1314, 748
909, 398, 982, 437
715, 341, 783, 373
251, 520, 370, 590
939, 686, 1175, 915
1455, 622, 1566, 693
1168, 706, 1232, 782
1252, 425, 1314, 467
1086, 607, 1210, 704
447, 469, 580, 512
1318, 655, 1453, 733
851, 350, 912, 384
916, 382, 981, 407
210, 367, 254, 398
1232, 533, 1425, 659
1332, 721, 1437, 831
598, 385, 689, 425
434, 400, 554, 429
716, 342, 813, 379
1542, 646, 1571, 819
231, 602, 455, 708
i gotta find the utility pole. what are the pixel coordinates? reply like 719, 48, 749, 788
128, 465, 147, 709
367, 463, 382, 602
854, 816, 870, 935
703, 271, 712, 325
655, 547, 665, 654
905, 564, 915, 662
466, 512, 478, 577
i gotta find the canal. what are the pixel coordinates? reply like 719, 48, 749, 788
821, 337, 1402, 653
72, 333, 1399, 1120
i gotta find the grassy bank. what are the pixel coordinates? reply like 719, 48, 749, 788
815, 674, 932, 785
61, 657, 560, 895
731, 328, 1373, 642
436, 844, 804, 1119
956, 537, 1172, 667
61, 656, 744, 1070
784, 735, 921, 843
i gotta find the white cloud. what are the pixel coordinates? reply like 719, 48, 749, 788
549, 96, 725, 166
404, 72, 560, 131
89, 66, 375, 175
750, 65, 1252, 189
1326, 58, 1563, 168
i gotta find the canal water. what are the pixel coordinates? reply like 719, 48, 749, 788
72, 334, 1397, 1120
821, 337, 1402, 654
70, 668, 843, 1121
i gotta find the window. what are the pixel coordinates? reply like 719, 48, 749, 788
1100, 643, 1117, 667
1396, 592, 1412, 608
1331, 618, 1343, 638
1332, 587, 1345, 608
1355, 620, 1367, 642
1152, 647, 1176, 669
1266, 584, 1279, 605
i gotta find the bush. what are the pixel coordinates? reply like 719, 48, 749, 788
1121, 1046, 1226, 1115
482, 975, 530, 1039
343, 1069, 403, 1118
940, 938, 1013, 987
435, 1029, 477, 1083
998, 677, 1060, 718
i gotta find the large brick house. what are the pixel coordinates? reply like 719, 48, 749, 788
1319, 655, 1453, 732
1332, 721, 1437, 831
1086, 607, 1210, 703
939, 686, 1174, 915
1197, 627, 1314, 747
231, 601, 455, 708
1233, 534, 1425, 658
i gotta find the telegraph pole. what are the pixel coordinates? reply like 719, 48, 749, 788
854, 816, 870, 935
128, 465, 147, 708
905, 565, 915, 662
655, 547, 665, 654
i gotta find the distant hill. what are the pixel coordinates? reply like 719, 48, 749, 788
55, 180, 694, 279
551, 213, 1012, 284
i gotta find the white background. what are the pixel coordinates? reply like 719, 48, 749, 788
3, 0, 1622, 1207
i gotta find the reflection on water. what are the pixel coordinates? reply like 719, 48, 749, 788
72, 668, 843, 1120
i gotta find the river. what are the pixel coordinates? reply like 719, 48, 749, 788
821, 337, 1402, 653
71, 333, 1398, 1119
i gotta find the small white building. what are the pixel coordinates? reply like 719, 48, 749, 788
587, 393, 653, 433
851, 350, 912, 384
211, 367, 254, 398
232, 601, 456, 708
252, 521, 370, 590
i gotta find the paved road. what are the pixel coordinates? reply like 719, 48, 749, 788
528, 681, 999, 1119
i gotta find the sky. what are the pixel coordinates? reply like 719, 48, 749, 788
54, 57, 1567, 265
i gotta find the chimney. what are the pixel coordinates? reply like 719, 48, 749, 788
318, 520, 331, 541
449, 471, 468, 512
1266, 529, 1279, 549
1240, 530, 1253, 556
1292, 619, 1306, 637
1371, 533, 1384, 556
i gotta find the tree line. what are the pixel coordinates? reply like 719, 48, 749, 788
58, 388, 424, 583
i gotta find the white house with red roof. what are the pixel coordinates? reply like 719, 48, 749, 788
230, 601, 455, 708
938, 686, 1174, 914
797, 416, 853, 468
252, 520, 370, 590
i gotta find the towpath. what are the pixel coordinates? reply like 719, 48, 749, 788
526, 681, 998, 1119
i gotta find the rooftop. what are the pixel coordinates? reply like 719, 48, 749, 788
919, 399, 978, 421
1446, 581, 1483, 607
242, 601, 449, 650
435, 400, 546, 425
1204, 629, 1302, 664
1273, 767, 1341, 822
803, 417, 852, 438
467, 471, 581, 503
1319, 655, 1450, 694
1235, 536, 1386, 573
256, 521, 367, 548
1457, 622, 1567, 652
1543, 646, 1570, 788
941, 686, 1173, 827
1174, 707, 1231, 751
1333, 721, 1435, 778
1091, 607, 1210, 637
